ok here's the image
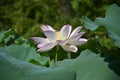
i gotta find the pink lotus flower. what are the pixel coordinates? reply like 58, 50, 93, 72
32, 24, 87, 53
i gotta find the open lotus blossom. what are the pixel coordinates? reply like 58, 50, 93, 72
32, 24, 87, 53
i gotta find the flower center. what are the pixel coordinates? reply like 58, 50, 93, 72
56, 31, 62, 40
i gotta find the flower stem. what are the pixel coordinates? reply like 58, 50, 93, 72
67, 52, 71, 59
55, 45, 59, 61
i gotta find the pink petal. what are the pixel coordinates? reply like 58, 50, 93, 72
41, 25, 55, 31
70, 26, 82, 38
46, 25, 55, 31
78, 38, 88, 45
43, 30, 57, 40
69, 32, 85, 43
57, 40, 68, 45
60, 24, 72, 39
62, 45, 78, 53
69, 38, 88, 46
37, 42, 56, 52
31, 37, 49, 44
37, 43, 46, 48
41, 25, 48, 31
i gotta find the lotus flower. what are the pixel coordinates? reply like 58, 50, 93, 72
32, 24, 87, 53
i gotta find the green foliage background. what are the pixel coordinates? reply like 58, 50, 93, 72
0, 0, 120, 38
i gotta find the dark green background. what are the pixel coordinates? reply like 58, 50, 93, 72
0, 0, 120, 38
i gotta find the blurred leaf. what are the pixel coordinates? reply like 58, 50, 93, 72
81, 16, 99, 31
50, 49, 119, 80
0, 49, 119, 80
0, 44, 49, 66
0, 31, 5, 42
82, 4, 120, 48
95, 4, 120, 48
0, 29, 16, 46
0, 51, 75, 80
14, 36, 29, 45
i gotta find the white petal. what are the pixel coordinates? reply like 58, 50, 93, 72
60, 24, 72, 39
37, 42, 56, 52
31, 37, 49, 44
57, 40, 68, 45
69, 38, 88, 46
41, 25, 48, 31
62, 45, 78, 53
43, 30, 57, 40
69, 32, 85, 43
78, 38, 88, 45
37, 43, 46, 48
41, 25, 55, 31
46, 25, 55, 31
70, 26, 82, 38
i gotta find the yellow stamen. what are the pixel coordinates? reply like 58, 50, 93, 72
56, 31, 62, 40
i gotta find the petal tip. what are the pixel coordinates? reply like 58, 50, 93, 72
70, 45, 78, 53
78, 26, 83, 29
79, 38, 88, 45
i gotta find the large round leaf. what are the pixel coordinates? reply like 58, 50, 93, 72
0, 49, 119, 80
0, 44, 49, 65
50, 49, 119, 80
0, 51, 75, 80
